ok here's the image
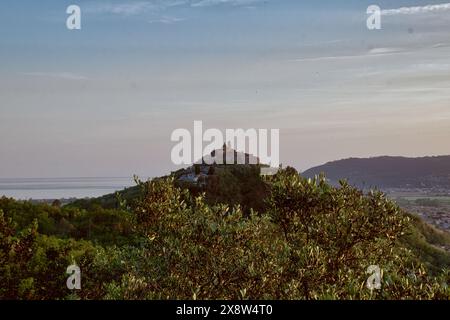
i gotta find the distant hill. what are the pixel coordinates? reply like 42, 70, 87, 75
302, 155, 450, 189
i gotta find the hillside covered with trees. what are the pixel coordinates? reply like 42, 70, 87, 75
1, 167, 449, 299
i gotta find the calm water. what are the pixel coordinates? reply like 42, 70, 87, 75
0, 177, 136, 200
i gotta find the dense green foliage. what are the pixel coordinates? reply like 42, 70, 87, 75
0, 197, 136, 246
0, 169, 449, 299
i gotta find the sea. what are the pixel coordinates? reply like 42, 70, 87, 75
0, 177, 137, 200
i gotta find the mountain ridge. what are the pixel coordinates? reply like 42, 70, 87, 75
302, 155, 450, 189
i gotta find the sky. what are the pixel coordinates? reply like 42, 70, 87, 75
1, 0, 450, 178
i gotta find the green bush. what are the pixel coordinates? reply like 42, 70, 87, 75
105, 173, 449, 299
0, 170, 449, 300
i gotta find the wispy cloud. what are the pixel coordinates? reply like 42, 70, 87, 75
86, 1, 158, 16
367, 47, 404, 55
432, 43, 450, 48
381, 3, 450, 16
87, 0, 267, 16
292, 47, 407, 63
20, 72, 88, 81
191, 0, 265, 7
298, 47, 403, 63
148, 16, 186, 24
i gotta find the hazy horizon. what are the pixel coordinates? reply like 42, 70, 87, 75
3, 153, 450, 179
2, 0, 450, 178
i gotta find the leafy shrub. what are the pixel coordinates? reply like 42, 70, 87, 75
1, 170, 449, 300
105, 172, 449, 299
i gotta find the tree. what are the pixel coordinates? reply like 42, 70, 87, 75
52, 199, 61, 208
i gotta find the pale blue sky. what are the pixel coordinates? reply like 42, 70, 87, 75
1, 0, 450, 178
